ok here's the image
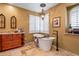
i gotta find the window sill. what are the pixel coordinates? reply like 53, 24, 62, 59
64, 33, 79, 35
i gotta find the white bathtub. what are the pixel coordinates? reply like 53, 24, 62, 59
38, 37, 55, 51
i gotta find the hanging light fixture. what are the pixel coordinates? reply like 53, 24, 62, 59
40, 3, 46, 20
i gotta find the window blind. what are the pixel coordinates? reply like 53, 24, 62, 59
29, 14, 49, 33
69, 5, 79, 29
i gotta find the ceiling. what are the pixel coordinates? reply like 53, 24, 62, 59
10, 3, 58, 13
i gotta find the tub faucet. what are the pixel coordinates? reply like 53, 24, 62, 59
53, 30, 59, 51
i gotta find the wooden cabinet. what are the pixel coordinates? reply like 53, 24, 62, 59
0, 35, 2, 51
0, 34, 24, 51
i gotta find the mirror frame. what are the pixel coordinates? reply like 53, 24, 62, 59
0, 14, 5, 29
10, 16, 17, 29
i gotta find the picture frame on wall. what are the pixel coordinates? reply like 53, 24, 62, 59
52, 17, 60, 28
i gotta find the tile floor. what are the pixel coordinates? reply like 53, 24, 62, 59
0, 42, 78, 56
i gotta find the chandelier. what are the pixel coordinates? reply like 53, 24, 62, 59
40, 3, 46, 20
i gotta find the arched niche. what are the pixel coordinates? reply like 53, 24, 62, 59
0, 14, 5, 29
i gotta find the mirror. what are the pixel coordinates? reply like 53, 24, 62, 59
0, 14, 5, 29
10, 16, 17, 29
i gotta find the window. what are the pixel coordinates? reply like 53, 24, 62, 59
68, 4, 79, 29
29, 14, 49, 33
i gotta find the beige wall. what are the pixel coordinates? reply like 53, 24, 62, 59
49, 3, 79, 55
0, 3, 39, 42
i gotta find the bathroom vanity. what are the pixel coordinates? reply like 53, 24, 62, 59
0, 32, 25, 51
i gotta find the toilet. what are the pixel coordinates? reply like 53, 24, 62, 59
38, 37, 55, 51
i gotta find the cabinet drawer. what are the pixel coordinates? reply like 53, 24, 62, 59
12, 40, 22, 44
2, 45, 11, 50
2, 42, 12, 50
2, 35, 12, 41
0, 45, 1, 51
13, 34, 22, 39
2, 41, 12, 45
12, 39, 22, 48
12, 42, 22, 48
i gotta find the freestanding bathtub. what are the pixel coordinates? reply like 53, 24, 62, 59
38, 37, 55, 51
33, 34, 55, 51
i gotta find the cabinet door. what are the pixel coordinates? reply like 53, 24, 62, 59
2, 41, 12, 50
2, 34, 12, 50
12, 34, 22, 40
12, 34, 22, 48
0, 35, 2, 51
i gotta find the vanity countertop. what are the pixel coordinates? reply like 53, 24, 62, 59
0, 32, 26, 34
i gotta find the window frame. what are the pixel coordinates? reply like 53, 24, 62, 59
66, 4, 79, 33
29, 14, 49, 33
